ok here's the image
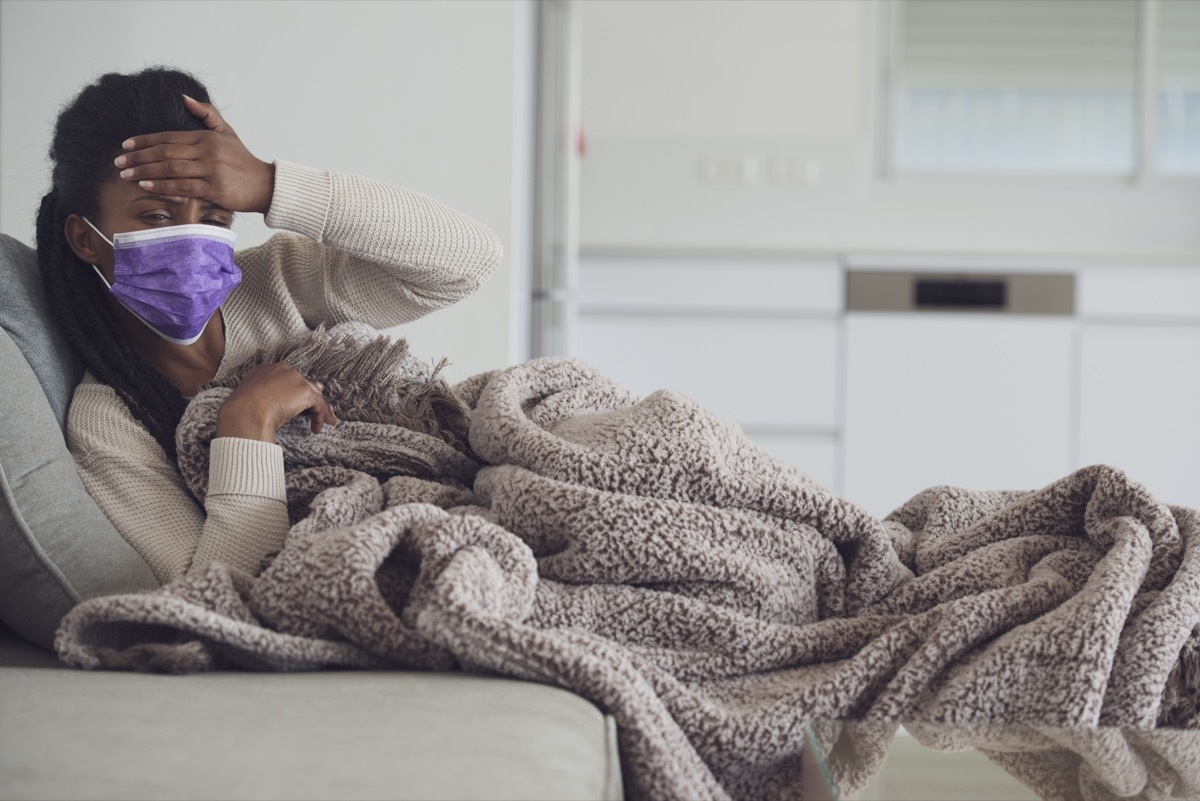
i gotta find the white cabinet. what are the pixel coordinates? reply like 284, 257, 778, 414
576, 315, 838, 428
1079, 326, 1200, 509
574, 256, 1200, 515
576, 257, 842, 490
843, 313, 1075, 517
1076, 265, 1200, 509
1079, 267, 1200, 320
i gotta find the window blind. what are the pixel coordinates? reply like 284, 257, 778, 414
895, 0, 1141, 173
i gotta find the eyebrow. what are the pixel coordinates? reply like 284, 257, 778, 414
128, 194, 229, 211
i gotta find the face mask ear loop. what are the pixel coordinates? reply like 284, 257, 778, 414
81, 217, 116, 288
90, 263, 114, 290
81, 217, 114, 248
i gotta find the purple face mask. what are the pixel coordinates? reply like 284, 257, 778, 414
84, 219, 241, 345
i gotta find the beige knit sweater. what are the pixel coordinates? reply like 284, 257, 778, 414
67, 161, 503, 584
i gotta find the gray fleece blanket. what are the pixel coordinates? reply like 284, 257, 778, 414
55, 325, 1200, 801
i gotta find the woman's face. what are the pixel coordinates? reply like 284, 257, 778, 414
66, 173, 233, 283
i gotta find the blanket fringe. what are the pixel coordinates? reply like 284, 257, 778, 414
206, 325, 474, 456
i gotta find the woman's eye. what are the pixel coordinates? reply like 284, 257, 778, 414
141, 213, 171, 223
202, 218, 232, 227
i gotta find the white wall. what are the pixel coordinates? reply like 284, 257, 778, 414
579, 0, 1200, 257
0, 0, 532, 380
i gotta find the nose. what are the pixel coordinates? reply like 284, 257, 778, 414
179, 199, 207, 225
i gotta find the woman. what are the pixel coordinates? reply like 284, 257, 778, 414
37, 67, 502, 584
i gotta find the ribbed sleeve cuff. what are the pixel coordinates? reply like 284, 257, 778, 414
264, 160, 333, 242
208, 437, 286, 501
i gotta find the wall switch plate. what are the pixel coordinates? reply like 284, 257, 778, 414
767, 157, 821, 186
698, 155, 757, 184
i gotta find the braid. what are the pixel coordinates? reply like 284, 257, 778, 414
36, 191, 189, 461
35, 67, 215, 463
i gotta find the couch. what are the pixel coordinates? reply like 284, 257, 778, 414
0, 233, 623, 801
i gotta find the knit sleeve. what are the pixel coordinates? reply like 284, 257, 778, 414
67, 379, 289, 584
235, 160, 503, 331
189, 437, 290, 577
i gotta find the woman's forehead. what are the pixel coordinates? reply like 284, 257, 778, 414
96, 178, 225, 212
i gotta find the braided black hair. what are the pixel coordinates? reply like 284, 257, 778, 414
36, 67, 213, 461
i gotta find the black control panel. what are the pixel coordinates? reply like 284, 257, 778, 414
914, 278, 1007, 309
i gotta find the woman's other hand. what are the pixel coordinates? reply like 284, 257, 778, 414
113, 95, 276, 214
215, 363, 337, 443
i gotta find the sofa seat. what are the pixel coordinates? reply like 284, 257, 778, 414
0, 626, 623, 801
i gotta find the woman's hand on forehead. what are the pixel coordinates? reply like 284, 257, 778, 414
113, 96, 276, 216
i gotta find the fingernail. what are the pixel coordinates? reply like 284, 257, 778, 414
119, 168, 133, 179
183, 93, 195, 102
122, 139, 135, 150
138, 180, 153, 189
113, 155, 126, 167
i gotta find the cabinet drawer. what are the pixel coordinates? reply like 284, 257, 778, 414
576, 315, 839, 428
1079, 266, 1200, 320
580, 258, 842, 314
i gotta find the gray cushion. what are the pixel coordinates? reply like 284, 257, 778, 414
0, 234, 82, 430
0, 235, 158, 650
0, 665, 623, 800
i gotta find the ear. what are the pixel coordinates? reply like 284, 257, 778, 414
64, 214, 104, 266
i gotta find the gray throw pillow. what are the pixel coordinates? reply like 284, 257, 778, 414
0, 234, 157, 650
0, 234, 83, 429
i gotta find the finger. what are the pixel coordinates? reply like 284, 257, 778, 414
182, 94, 232, 135
133, 178, 212, 197
116, 141, 201, 169
304, 381, 330, 434
305, 379, 326, 402
121, 130, 201, 152
118, 157, 206, 183
312, 382, 338, 427
309, 401, 337, 434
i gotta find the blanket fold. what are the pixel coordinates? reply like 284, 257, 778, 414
55, 324, 1200, 801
